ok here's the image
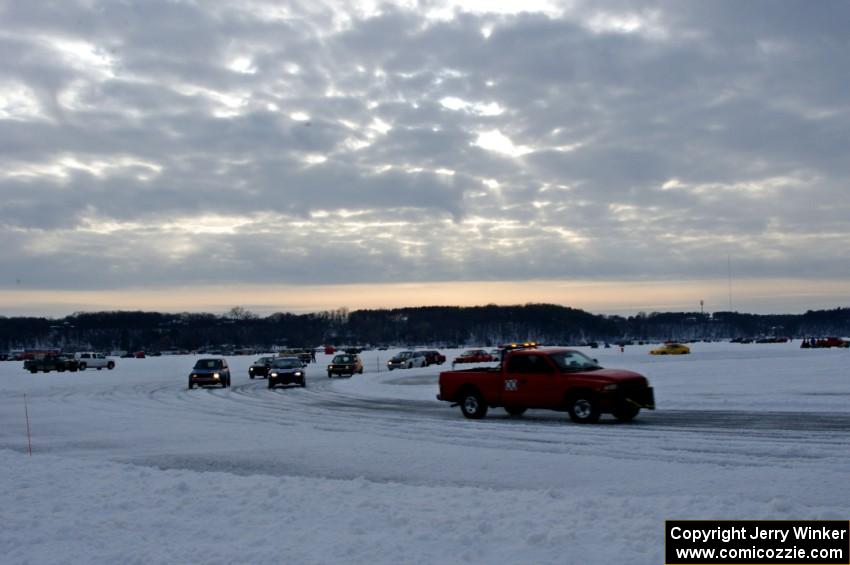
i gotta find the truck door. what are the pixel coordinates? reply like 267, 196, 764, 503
502, 353, 558, 408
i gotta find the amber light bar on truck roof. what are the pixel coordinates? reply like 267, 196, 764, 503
499, 342, 539, 351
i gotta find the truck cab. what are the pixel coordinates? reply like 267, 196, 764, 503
438, 347, 654, 423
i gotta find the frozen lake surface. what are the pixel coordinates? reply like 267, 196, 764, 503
2, 342, 848, 564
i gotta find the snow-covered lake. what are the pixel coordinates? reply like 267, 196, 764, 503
2, 342, 848, 564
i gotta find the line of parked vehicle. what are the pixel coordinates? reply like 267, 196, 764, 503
23, 352, 115, 373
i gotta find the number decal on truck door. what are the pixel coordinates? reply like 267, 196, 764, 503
505, 379, 518, 391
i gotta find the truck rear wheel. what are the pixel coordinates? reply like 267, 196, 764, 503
459, 389, 488, 419
567, 394, 600, 424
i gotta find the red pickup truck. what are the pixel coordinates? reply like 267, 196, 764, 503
437, 348, 654, 423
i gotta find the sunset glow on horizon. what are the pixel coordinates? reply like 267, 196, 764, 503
3, 278, 849, 318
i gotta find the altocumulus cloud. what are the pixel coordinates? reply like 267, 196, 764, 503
1, 0, 849, 305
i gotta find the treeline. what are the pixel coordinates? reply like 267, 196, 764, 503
2, 305, 850, 352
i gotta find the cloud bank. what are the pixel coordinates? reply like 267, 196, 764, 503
1, 0, 848, 313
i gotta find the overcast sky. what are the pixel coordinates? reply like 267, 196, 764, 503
2, 0, 849, 317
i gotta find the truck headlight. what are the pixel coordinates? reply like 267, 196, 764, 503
327, 365, 332, 370
295, 371, 303, 377
213, 373, 220, 379
271, 372, 278, 377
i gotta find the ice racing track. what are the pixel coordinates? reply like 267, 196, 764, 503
184, 375, 850, 435
94, 371, 849, 486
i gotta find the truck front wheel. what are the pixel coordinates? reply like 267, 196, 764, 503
613, 403, 640, 422
459, 389, 488, 419
567, 394, 600, 424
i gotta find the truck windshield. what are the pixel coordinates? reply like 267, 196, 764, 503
548, 351, 601, 372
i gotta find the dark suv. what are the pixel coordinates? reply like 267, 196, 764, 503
268, 357, 306, 389
249, 356, 274, 379
421, 350, 446, 366
188, 358, 231, 389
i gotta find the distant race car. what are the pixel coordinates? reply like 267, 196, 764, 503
420, 350, 446, 366
452, 349, 493, 364
327, 353, 364, 378
188, 358, 231, 389
387, 351, 416, 370
249, 356, 275, 379
650, 343, 691, 355
268, 357, 306, 389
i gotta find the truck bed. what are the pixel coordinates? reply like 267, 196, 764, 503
445, 366, 501, 374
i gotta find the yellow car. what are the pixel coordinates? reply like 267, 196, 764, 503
650, 343, 691, 355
